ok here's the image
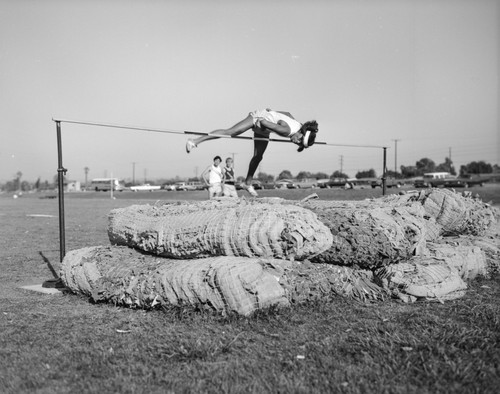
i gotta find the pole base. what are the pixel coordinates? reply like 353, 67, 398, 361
42, 277, 66, 289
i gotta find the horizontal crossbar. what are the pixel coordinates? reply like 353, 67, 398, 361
52, 118, 387, 149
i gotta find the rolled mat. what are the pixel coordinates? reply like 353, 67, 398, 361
107, 199, 332, 261
60, 245, 289, 316
300, 203, 440, 268
373, 242, 488, 302
60, 245, 389, 315
413, 189, 496, 236
374, 259, 468, 302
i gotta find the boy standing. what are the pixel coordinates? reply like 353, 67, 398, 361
223, 157, 238, 198
201, 156, 223, 199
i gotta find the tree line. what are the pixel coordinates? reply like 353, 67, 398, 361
251, 159, 499, 184
398, 158, 498, 179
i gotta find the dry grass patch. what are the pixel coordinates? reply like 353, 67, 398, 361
1, 188, 499, 393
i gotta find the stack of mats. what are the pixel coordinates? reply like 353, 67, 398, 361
60, 190, 499, 315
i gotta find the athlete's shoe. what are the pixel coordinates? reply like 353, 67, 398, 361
186, 139, 197, 153
242, 184, 258, 197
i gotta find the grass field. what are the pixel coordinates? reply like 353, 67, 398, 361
1, 185, 499, 393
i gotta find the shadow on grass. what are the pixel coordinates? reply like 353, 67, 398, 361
39, 251, 66, 288
39, 251, 58, 279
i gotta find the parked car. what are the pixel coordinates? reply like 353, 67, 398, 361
174, 182, 197, 191
347, 178, 373, 189
317, 178, 347, 188
130, 184, 161, 192
371, 177, 403, 189
443, 175, 486, 188
294, 178, 318, 189
414, 172, 451, 188
162, 183, 176, 191
413, 177, 428, 188
458, 174, 487, 187
261, 182, 276, 190
274, 180, 297, 189
191, 182, 207, 190
443, 178, 469, 188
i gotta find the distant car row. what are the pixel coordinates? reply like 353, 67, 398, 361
413, 172, 486, 188
129, 182, 206, 192
163, 182, 206, 191
364, 173, 487, 189
88, 179, 206, 192
89, 173, 487, 193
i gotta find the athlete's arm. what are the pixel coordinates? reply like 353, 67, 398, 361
259, 119, 291, 138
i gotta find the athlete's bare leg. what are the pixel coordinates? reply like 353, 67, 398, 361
245, 130, 270, 185
192, 115, 255, 146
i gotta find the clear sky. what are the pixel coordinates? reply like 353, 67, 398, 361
1, 0, 498, 183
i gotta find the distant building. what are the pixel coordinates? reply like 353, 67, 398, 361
65, 180, 81, 192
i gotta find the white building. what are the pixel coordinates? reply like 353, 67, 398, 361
65, 180, 81, 192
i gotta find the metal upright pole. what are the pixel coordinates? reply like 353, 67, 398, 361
42, 121, 67, 289
56, 121, 67, 262
382, 147, 387, 196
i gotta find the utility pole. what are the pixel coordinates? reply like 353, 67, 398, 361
229, 152, 237, 166
84, 167, 89, 189
392, 139, 400, 174
340, 155, 344, 175
132, 162, 136, 185
449, 147, 452, 173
